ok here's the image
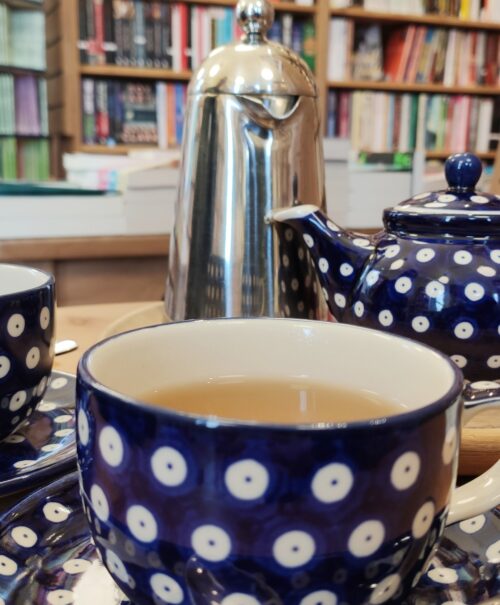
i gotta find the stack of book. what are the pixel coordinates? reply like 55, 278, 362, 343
0, 5, 45, 70
326, 90, 495, 153
81, 78, 187, 148
327, 19, 499, 85
330, 0, 500, 21
78, 1, 316, 71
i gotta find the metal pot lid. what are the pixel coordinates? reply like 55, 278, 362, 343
384, 153, 500, 238
188, 0, 317, 97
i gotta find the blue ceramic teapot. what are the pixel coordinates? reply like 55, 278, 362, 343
270, 153, 499, 381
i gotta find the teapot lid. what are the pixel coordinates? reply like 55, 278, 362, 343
188, 0, 317, 97
384, 153, 500, 238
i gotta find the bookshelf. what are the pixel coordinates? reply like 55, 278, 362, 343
0, 0, 50, 179
47, 0, 499, 166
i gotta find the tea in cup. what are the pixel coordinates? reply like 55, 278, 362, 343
76, 319, 500, 605
0, 264, 55, 440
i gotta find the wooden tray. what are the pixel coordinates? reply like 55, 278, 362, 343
55, 302, 499, 477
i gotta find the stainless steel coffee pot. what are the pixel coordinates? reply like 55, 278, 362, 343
165, 0, 326, 320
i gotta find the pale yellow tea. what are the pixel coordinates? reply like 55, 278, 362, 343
139, 379, 406, 424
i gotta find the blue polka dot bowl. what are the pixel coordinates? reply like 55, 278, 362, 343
270, 153, 500, 381
76, 318, 500, 605
0, 264, 55, 441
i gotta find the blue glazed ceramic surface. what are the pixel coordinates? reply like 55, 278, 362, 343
0, 371, 76, 496
271, 154, 500, 381
0, 265, 55, 439
76, 324, 465, 605
0, 472, 497, 605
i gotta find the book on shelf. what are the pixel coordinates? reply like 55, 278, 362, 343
326, 89, 497, 154
81, 78, 188, 148
0, 74, 48, 137
0, 5, 45, 70
329, 18, 499, 86
78, 1, 316, 71
0, 137, 49, 181
351, 23, 383, 80
329, 0, 500, 21
268, 14, 316, 70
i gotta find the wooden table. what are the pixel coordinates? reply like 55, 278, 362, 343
54, 302, 500, 477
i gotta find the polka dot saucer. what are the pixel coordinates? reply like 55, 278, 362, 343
0, 471, 497, 605
0, 371, 76, 497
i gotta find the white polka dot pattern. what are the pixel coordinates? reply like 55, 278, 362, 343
394, 277, 412, 294
0, 555, 17, 576
0, 356, 10, 379
311, 463, 353, 503
25, 347, 40, 370
411, 316, 430, 333
354, 301, 364, 317
454, 321, 474, 340
43, 502, 71, 523
62, 559, 92, 574
348, 520, 385, 557
273, 530, 316, 568
11, 526, 37, 548
369, 574, 401, 604
303, 234, 314, 248
7, 314, 24, 337
390, 452, 420, 490
9, 391, 27, 412
453, 250, 472, 265
191, 524, 232, 562
225, 459, 269, 500
40, 307, 50, 330
90, 484, 109, 522
318, 258, 329, 273
340, 263, 354, 277
464, 282, 485, 302
150, 572, 184, 603
459, 514, 486, 534
98, 426, 124, 467
378, 310, 393, 327
384, 245, 400, 258
46, 589, 74, 605
151, 446, 188, 487
300, 590, 337, 605
105, 549, 128, 583
126, 505, 158, 543
334, 293, 346, 308
416, 248, 435, 263
427, 567, 458, 584
412, 501, 435, 539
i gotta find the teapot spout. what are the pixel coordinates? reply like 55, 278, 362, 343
268, 204, 375, 321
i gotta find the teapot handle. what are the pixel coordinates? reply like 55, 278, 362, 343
446, 380, 500, 525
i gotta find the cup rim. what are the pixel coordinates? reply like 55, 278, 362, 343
0, 263, 54, 299
77, 318, 464, 432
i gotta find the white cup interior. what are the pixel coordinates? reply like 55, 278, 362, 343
86, 319, 458, 415
0, 264, 51, 296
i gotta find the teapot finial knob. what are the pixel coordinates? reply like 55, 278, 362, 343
236, 0, 274, 41
445, 153, 482, 191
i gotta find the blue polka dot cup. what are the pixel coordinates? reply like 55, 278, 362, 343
76, 319, 500, 605
0, 264, 55, 440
